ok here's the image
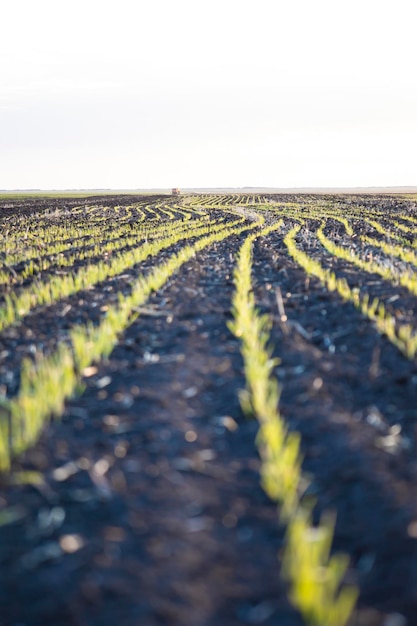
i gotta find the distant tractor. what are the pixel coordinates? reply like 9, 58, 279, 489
172, 188, 181, 196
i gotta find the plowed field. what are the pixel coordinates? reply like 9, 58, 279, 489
1, 193, 417, 626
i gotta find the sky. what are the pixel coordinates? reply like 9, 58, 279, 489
1, 0, 416, 189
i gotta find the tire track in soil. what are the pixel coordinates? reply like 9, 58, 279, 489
252, 231, 417, 623
0, 235, 302, 626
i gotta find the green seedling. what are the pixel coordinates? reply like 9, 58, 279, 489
0, 215, 261, 471
230, 222, 357, 626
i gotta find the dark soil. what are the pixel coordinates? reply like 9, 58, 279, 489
1, 195, 417, 626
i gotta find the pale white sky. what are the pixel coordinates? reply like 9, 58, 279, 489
1, 0, 416, 189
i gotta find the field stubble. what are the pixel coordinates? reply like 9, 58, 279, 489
0, 193, 417, 626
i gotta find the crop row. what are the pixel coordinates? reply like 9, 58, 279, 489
0, 211, 219, 288
284, 224, 417, 360
0, 210, 248, 336
2, 193, 417, 625
229, 224, 357, 626
0, 201, 201, 252
185, 194, 270, 207
0, 214, 262, 470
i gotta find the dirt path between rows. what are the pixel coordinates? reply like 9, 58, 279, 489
252, 231, 417, 622
0, 235, 301, 626
2, 201, 417, 625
